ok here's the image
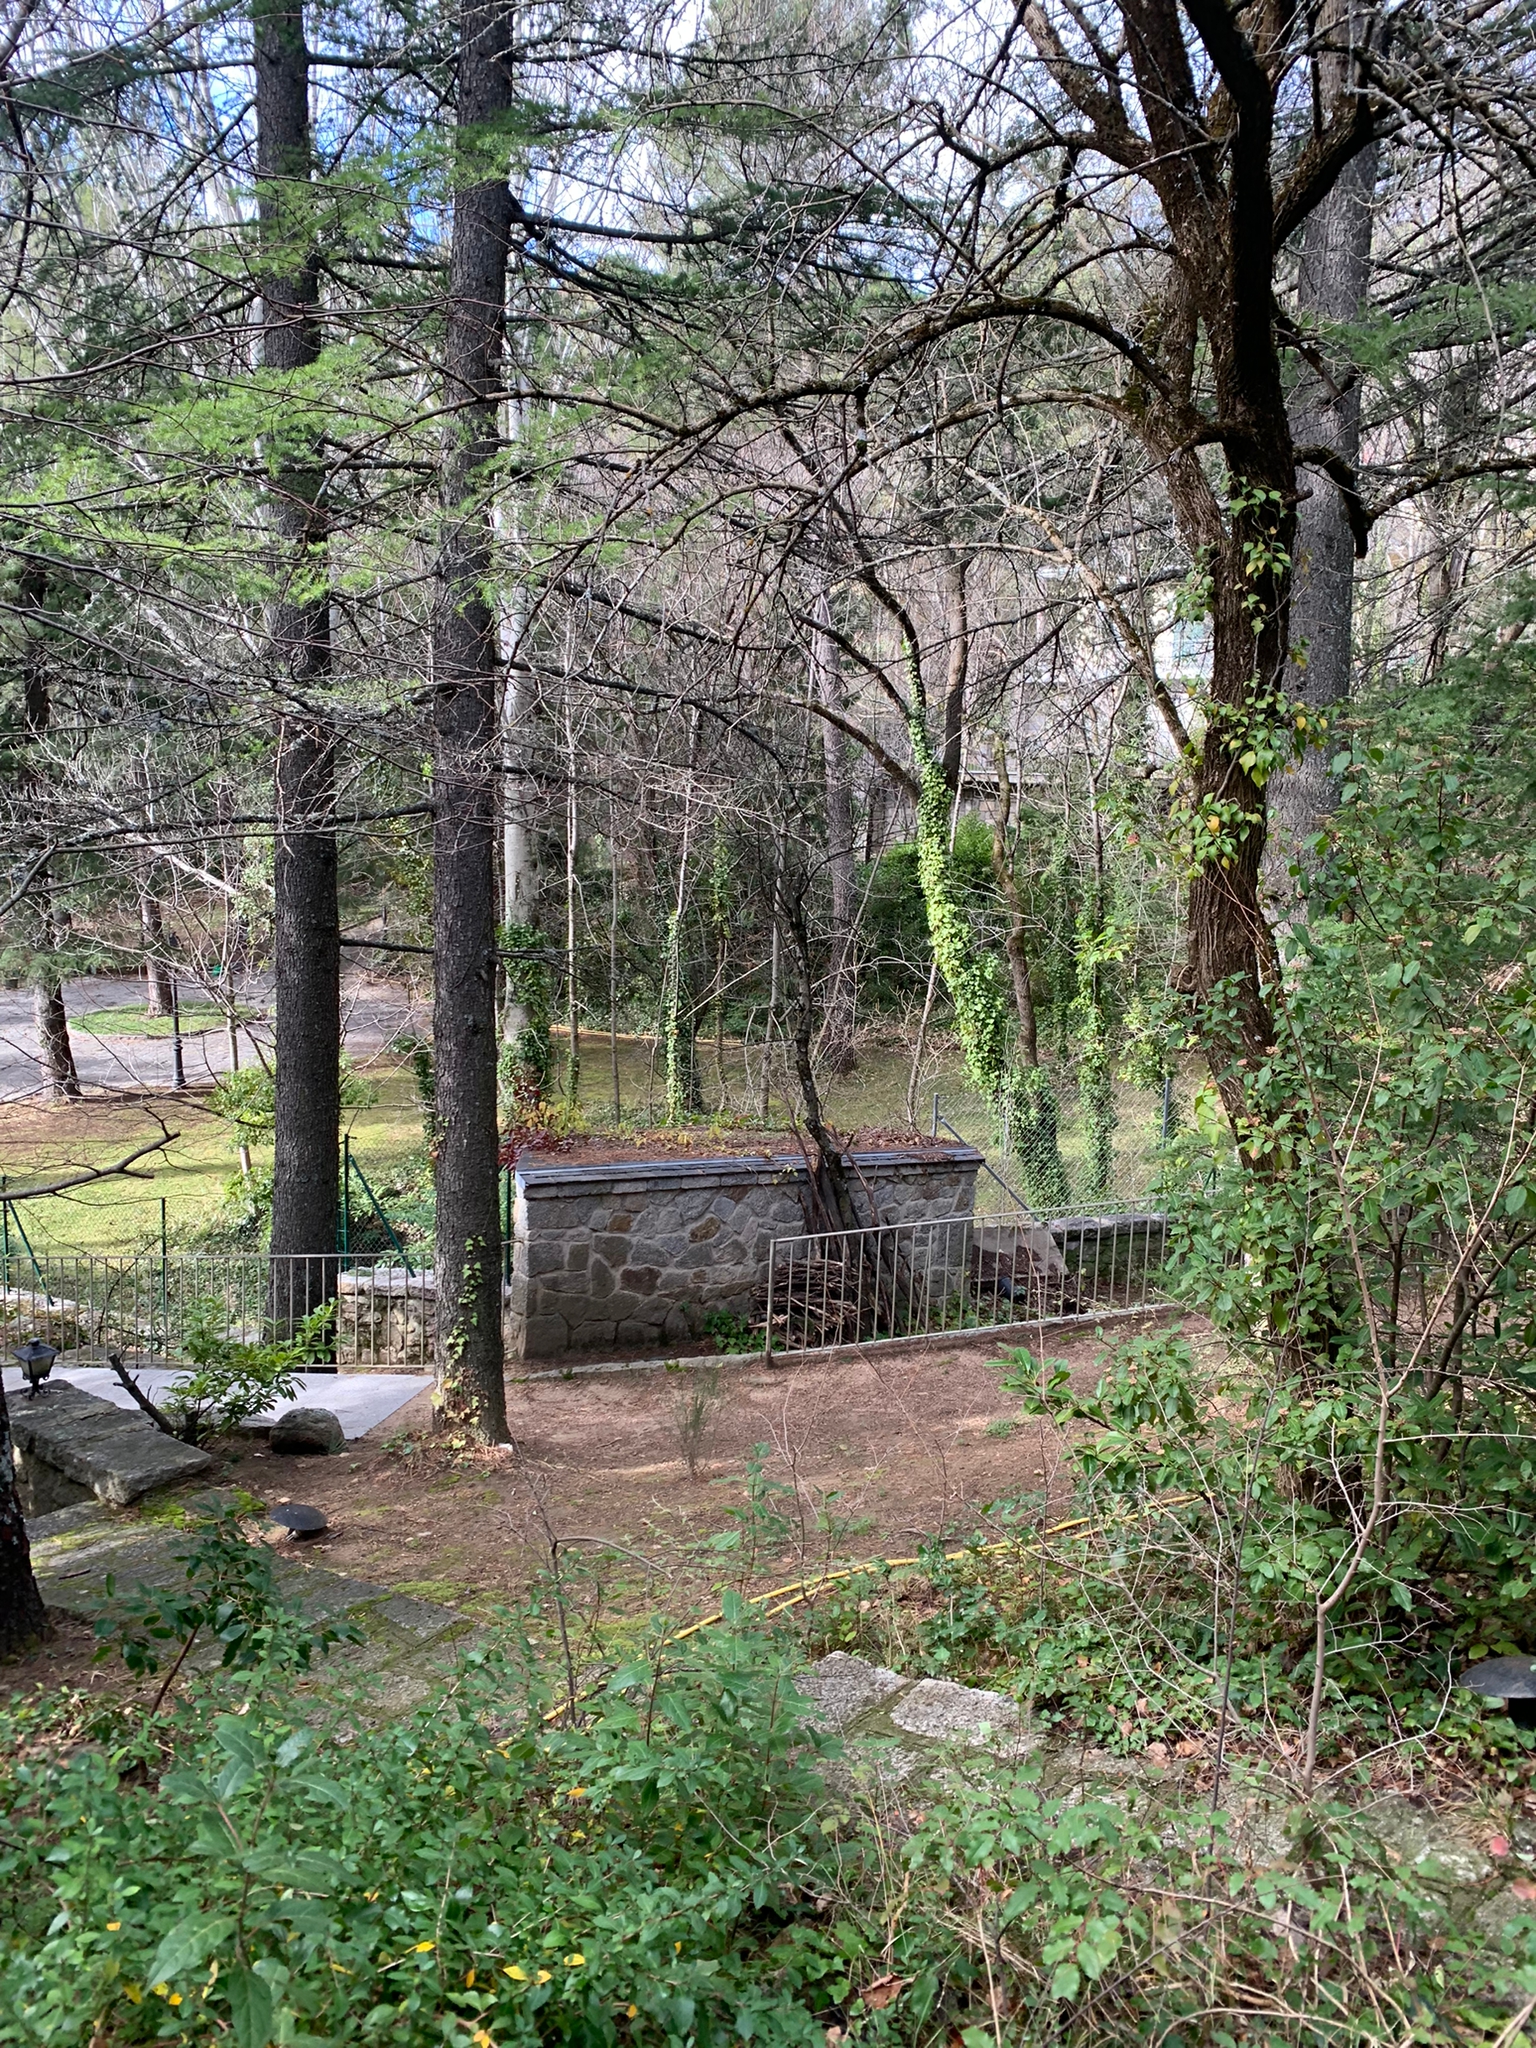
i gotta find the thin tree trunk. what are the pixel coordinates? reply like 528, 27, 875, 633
430, 0, 511, 1442
16, 569, 79, 1104
499, 645, 539, 1039
813, 593, 857, 1073
989, 739, 1040, 1069
609, 817, 621, 1117
939, 551, 971, 793
257, 0, 340, 1312
34, 969, 79, 1101
141, 887, 174, 1016
1268, 56, 1375, 881
0, 1375, 48, 1656
760, 910, 779, 1122
563, 743, 579, 1110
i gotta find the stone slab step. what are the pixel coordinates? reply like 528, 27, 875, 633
12, 1383, 215, 1508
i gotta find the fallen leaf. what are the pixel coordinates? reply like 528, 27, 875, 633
863, 1975, 909, 2012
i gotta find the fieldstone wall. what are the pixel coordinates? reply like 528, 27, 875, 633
511, 1144, 983, 1360
336, 1268, 435, 1372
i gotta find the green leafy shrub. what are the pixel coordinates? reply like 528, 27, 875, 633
161, 1300, 334, 1444
0, 1631, 844, 2048
95, 1504, 357, 1692
6, 1621, 1536, 2047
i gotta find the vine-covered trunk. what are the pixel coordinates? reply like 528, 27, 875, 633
256, 0, 339, 1311
911, 723, 1069, 1209
430, 0, 511, 1442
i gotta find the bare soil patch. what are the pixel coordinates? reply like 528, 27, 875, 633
203, 1312, 1187, 1618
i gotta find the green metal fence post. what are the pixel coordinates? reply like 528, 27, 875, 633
341, 1135, 351, 1260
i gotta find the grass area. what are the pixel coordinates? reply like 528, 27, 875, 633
0, 1027, 1173, 1257
72, 1005, 239, 1040
0, 1066, 428, 1257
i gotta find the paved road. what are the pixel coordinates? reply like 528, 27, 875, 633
0, 972, 428, 1101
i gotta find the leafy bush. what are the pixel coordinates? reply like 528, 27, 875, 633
702, 1308, 758, 1354
6, 1618, 1536, 2047
0, 1630, 844, 2048
160, 1300, 333, 1444
95, 1505, 357, 1696
209, 1060, 378, 1141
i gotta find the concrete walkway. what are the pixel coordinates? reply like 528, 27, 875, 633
2, 1366, 431, 1439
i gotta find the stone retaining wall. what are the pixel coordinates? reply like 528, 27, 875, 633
510, 1144, 983, 1360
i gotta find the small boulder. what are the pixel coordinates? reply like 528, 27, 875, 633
270, 1406, 345, 1456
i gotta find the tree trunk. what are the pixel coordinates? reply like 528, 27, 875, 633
0, 1375, 48, 1657
1268, 116, 1376, 877
270, 724, 339, 1308
430, 0, 512, 1443
15, 574, 80, 1105
256, 0, 339, 1314
813, 593, 857, 1072
141, 887, 174, 1016
34, 966, 80, 1101
939, 551, 970, 793
989, 743, 1040, 1070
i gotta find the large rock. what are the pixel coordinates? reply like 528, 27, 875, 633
270, 1406, 345, 1456
9, 1382, 214, 1510
797, 1651, 908, 1732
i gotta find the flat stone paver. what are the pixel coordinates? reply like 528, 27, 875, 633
797, 1651, 908, 1731
3, 1367, 431, 1440
889, 1676, 1024, 1746
24, 1490, 474, 1716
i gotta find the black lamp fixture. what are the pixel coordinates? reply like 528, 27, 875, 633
268, 1503, 328, 1539
1459, 1655, 1536, 1730
10, 1336, 59, 1398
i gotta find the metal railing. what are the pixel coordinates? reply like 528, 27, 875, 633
763, 1204, 1171, 1358
0, 1254, 436, 1374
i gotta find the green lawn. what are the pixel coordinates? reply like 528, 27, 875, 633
0, 1033, 1171, 1258
72, 1005, 242, 1040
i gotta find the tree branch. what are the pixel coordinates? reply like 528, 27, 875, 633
3, 1130, 177, 1199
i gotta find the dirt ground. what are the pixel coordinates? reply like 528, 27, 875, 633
245, 1318, 1172, 1603
5, 1312, 1186, 1701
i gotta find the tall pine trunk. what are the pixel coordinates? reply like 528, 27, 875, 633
257, 0, 339, 1320
431, 0, 511, 1442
